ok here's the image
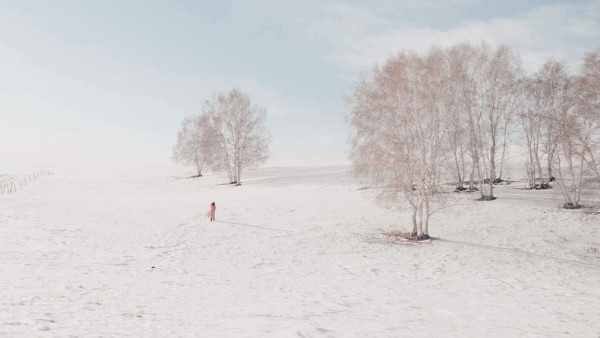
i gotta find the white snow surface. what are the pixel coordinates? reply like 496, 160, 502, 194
1, 155, 599, 337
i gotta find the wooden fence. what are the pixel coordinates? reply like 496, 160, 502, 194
0, 170, 54, 194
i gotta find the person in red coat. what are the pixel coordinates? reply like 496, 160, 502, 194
210, 202, 216, 221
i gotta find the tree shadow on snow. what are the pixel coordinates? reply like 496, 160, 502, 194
221, 220, 293, 233
239, 165, 353, 187
438, 238, 600, 270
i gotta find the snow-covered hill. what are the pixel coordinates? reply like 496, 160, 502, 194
1, 156, 599, 337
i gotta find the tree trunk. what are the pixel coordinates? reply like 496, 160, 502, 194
547, 152, 553, 182
416, 202, 424, 239
488, 128, 496, 199
468, 163, 476, 190
498, 140, 507, 180
195, 157, 203, 177
475, 153, 486, 199
453, 150, 464, 189
235, 165, 242, 186
534, 148, 543, 186
420, 199, 431, 240
411, 206, 418, 237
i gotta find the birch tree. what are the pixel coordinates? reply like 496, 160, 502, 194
537, 61, 572, 183
347, 49, 448, 240
554, 103, 583, 209
575, 49, 600, 181
466, 44, 522, 200
445, 44, 473, 191
172, 115, 212, 176
203, 89, 271, 186
519, 75, 547, 189
554, 49, 600, 209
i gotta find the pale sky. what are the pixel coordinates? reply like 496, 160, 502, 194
1, 0, 598, 172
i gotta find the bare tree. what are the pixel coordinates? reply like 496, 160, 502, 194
445, 44, 473, 191
202, 89, 271, 186
554, 107, 584, 209
347, 48, 449, 240
575, 49, 600, 181
553, 48, 600, 209
519, 75, 546, 189
535, 61, 573, 184
465, 43, 522, 200
172, 115, 212, 176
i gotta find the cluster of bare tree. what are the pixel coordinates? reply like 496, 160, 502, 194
347, 42, 600, 238
172, 89, 271, 185
527, 50, 600, 209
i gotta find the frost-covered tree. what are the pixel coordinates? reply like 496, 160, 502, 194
172, 115, 212, 176
202, 89, 271, 185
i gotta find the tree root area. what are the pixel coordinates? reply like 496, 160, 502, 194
477, 196, 497, 201
522, 184, 552, 190
455, 187, 478, 193
383, 231, 436, 242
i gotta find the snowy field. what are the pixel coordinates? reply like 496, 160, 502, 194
1, 155, 599, 337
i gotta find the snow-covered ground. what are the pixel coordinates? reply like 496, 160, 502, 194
1, 156, 599, 337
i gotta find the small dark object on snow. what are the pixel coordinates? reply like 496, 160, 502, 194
549, 176, 556, 182
563, 202, 583, 209
151, 266, 155, 269
493, 178, 503, 184
383, 231, 436, 242
455, 186, 467, 192
478, 195, 497, 201
533, 183, 552, 190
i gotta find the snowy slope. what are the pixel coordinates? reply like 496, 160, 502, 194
1, 156, 599, 337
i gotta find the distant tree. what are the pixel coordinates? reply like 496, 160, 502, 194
202, 89, 271, 185
172, 115, 212, 176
